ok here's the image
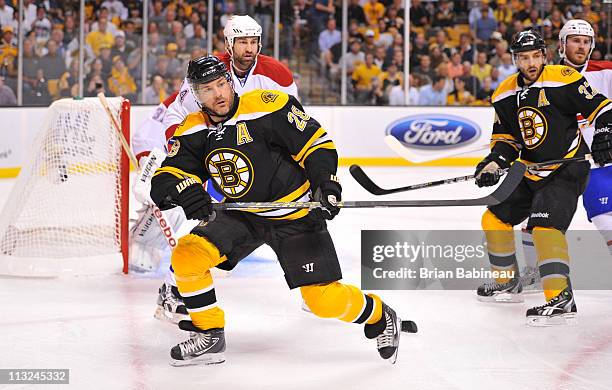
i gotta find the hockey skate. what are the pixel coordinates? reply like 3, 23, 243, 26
170, 320, 226, 366
519, 266, 542, 293
364, 303, 418, 364
526, 287, 577, 327
477, 276, 524, 303
154, 283, 189, 323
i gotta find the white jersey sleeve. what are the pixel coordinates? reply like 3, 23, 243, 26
580, 61, 612, 148
132, 96, 176, 165
162, 79, 202, 140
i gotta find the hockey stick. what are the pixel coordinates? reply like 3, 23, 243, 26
350, 165, 485, 195
350, 155, 592, 196
97, 92, 139, 168
97, 93, 178, 250
384, 135, 489, 163
211, 162, 526, 210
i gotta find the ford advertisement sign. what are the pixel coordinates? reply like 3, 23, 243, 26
386, 114, 481, 149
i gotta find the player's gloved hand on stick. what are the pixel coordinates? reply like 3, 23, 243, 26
313, 175, 342, 220
152, 178, 213, 221
474, 153, 510, 187
591, 126, 612, 166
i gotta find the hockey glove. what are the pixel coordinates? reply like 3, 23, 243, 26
313, 175, 342, 220
155, 178, 213, 221
592, 126, 612, 167
474, 153, 510, 187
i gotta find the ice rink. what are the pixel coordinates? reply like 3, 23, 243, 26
1, 167, 611, 390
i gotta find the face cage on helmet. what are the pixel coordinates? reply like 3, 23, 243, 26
189, 72, 233, 114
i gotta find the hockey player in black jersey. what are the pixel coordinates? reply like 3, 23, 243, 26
150, 56, 416, 365
474, 29, 612, 325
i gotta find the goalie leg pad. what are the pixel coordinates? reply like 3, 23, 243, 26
129, 205, 186, 272
130, 205, 186, 249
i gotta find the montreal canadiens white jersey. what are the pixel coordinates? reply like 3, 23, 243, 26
132, 92, 178, 164
578, 60, 612, 147
163, 52, 298, 141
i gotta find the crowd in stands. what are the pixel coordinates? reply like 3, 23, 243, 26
0, 0, 609, 106
313, 0, 609, 105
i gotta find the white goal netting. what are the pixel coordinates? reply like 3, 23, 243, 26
0, 97, 129, 277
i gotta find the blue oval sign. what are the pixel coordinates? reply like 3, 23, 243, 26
386, 114, 481, 149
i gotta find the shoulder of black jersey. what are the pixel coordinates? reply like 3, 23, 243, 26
226, 89, 291, 125
586, 60, 612, 72
491, 73, 518, 103
173, 111, 210, 137
253, 55, 294, 87
538, 64, 583, 86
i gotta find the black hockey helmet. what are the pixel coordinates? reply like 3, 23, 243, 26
186, 55, 230, 86
510, 29, 546, 54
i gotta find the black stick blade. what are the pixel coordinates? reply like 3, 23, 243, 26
486, 161, 526, 205
401, 320, 418, 333
349, 164, 390, 195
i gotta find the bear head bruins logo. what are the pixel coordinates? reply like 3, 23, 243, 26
261, 91, 279, 104
517, 107, 548, 149
205, 148, 254, 198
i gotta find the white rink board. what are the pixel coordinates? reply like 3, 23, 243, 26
0, 104, 494, 170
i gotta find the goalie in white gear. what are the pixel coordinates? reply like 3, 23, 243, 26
521, 20, 612, 290
130, 15, 300, 323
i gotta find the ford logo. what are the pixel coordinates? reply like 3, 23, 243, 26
386, 114, 481, 149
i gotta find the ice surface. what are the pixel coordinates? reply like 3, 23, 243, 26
0, 167, 610, 390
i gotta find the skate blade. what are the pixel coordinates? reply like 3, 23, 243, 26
521, 284, 543, 294
477, 293, 524, 303
521, 288, 544, 295
388, 316, 402, 365
154, 306, 189, 324
526, 313, 577, 327
170, 353, 226, 367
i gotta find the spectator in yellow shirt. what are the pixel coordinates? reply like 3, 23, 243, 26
107, 55, 136, 100
363, 0, 385, 27
470, 51, 492, 84
352, 52, 381, 103
86, 16, 115, 56
493, 0, 512, 24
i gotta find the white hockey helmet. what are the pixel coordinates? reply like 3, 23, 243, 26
559, 19, 595, 61
223, 15, 262, 55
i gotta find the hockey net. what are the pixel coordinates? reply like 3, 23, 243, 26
0, 97, 130, 277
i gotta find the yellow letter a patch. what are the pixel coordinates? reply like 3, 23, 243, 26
236, 122, 253, 145
538, 89, 550, 107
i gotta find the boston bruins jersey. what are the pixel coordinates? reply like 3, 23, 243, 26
152, 90, 337, 221
490, 65, 612, 181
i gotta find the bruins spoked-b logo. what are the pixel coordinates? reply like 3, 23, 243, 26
205, 148, 254, 198
517, 107, 548, 149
